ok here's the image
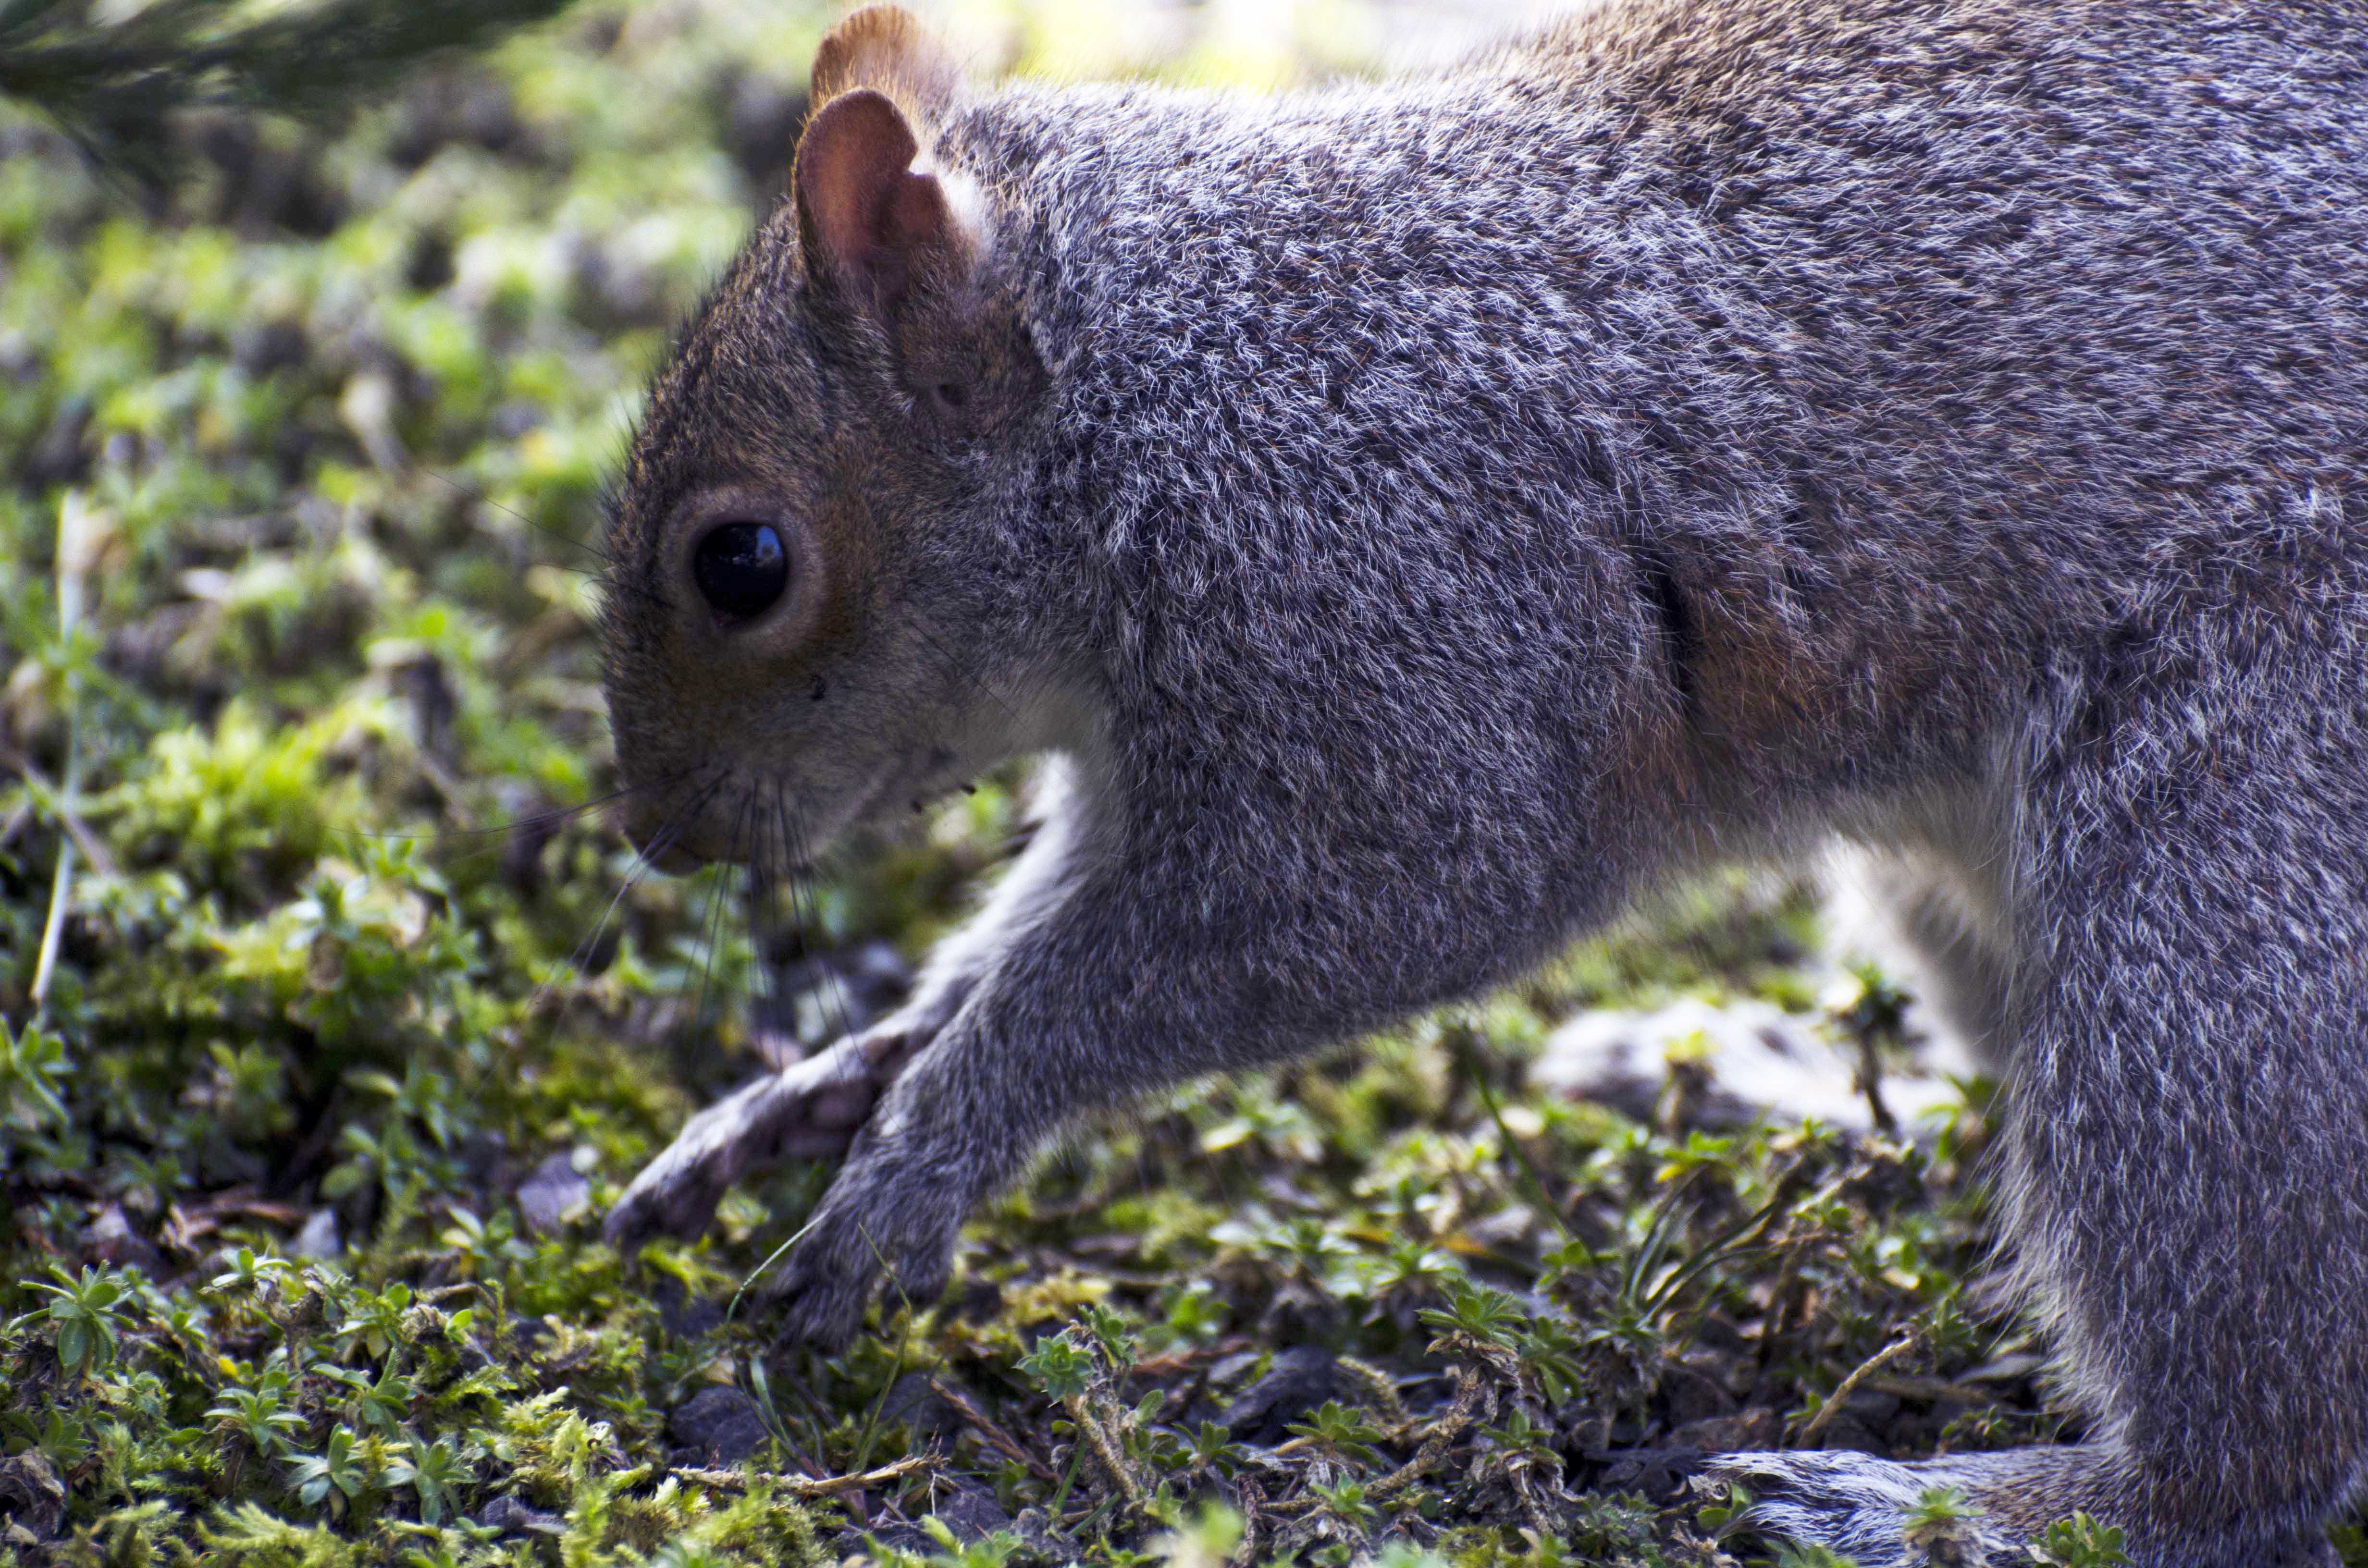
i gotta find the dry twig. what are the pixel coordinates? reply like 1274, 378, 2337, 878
668, 1454, 931, 1496
1800, 1328, 1922, 1446
929, 1376, 1059, 1484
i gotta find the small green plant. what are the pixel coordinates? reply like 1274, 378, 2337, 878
1697, 1479, 1748, 1534
0, 1018, 73, 1129
382, 1433, 476, 1526
209, 1247, 297, 1300
917, 1518, 1024, 1567
1283, 1400, 1389, 1471
1078, 1300, 1141, 1375
205, 1368, 307, 1462
1902, 1486, 1985, 1567
1310, 1476, 1378, 1535
289, 1425, 368, 1517
1417, 1277, 1526, 1350
28, 1262, 131, 1378
336, 1282, 415, 1361
2030, 1513, 2131, 1568
1017, 1329, 1095, 1402
1182, 1419, 1246, 1479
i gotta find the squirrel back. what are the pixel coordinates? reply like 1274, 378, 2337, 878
978, 0, 2366, 783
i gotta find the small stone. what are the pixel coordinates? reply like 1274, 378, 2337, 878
652, 1277, 726, 1340
83, 1203, 160, 1271
478, 1494, 562, 1536
0, 1451, 66, 1542
845, 940, 914, 1010
1208, 1350, 1263, 1386
926, 1480, 1013, 1544
667, 1387, 770, 1467
1584, 1445, 1703, 1501
1008, 1506, 1079, 1561
1532, 995, 1967, 1132
1219, 1346, 1339, 1446
834, 1523, 930, 1558
1666, 1407, 1781, 1452
515, 1151, 591, 1236
881, 1372, 961, 1442
1658, 1359, 1738, 1426
291, 1208, 342, 1260
1843, 1388, 1902, 1428
490, 401, 545, 439
231, 319, 310, 378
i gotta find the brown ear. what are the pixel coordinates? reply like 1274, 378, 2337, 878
793, 88, 961, 316
811, 5, 962, 113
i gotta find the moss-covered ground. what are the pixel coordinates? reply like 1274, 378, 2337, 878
1, 5, 2337, 1565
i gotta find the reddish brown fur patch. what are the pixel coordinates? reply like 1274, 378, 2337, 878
811, 5, 962, 116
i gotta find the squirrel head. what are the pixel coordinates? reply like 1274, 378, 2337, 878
599, 6, 1062, 871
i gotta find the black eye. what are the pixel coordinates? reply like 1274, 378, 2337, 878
691, 522, 789, 619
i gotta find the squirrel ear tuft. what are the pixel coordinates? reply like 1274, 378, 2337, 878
811, 6, 962, 117
793, 87, 963, 316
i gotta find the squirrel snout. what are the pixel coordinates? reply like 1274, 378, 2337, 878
616, 796, 709, 875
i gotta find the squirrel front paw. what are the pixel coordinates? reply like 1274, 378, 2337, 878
604, 1026, 925, 1248
754, 1105, 978, 1348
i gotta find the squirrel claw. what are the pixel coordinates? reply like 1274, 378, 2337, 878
749, 1098, 969, 1348
759, 1214, 956, 1350
763, 1257, 873, 1352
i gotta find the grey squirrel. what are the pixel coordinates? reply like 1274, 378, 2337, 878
595, 1, 2368, 1562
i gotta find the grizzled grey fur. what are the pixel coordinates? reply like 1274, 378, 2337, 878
597, 0, 2368, 1562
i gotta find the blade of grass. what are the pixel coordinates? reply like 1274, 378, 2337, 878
31, 491, 97, 1017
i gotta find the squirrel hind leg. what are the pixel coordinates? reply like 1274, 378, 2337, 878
1713, 1446, 2340, 1568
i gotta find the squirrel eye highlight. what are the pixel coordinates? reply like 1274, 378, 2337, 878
691, 522, 789, 620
